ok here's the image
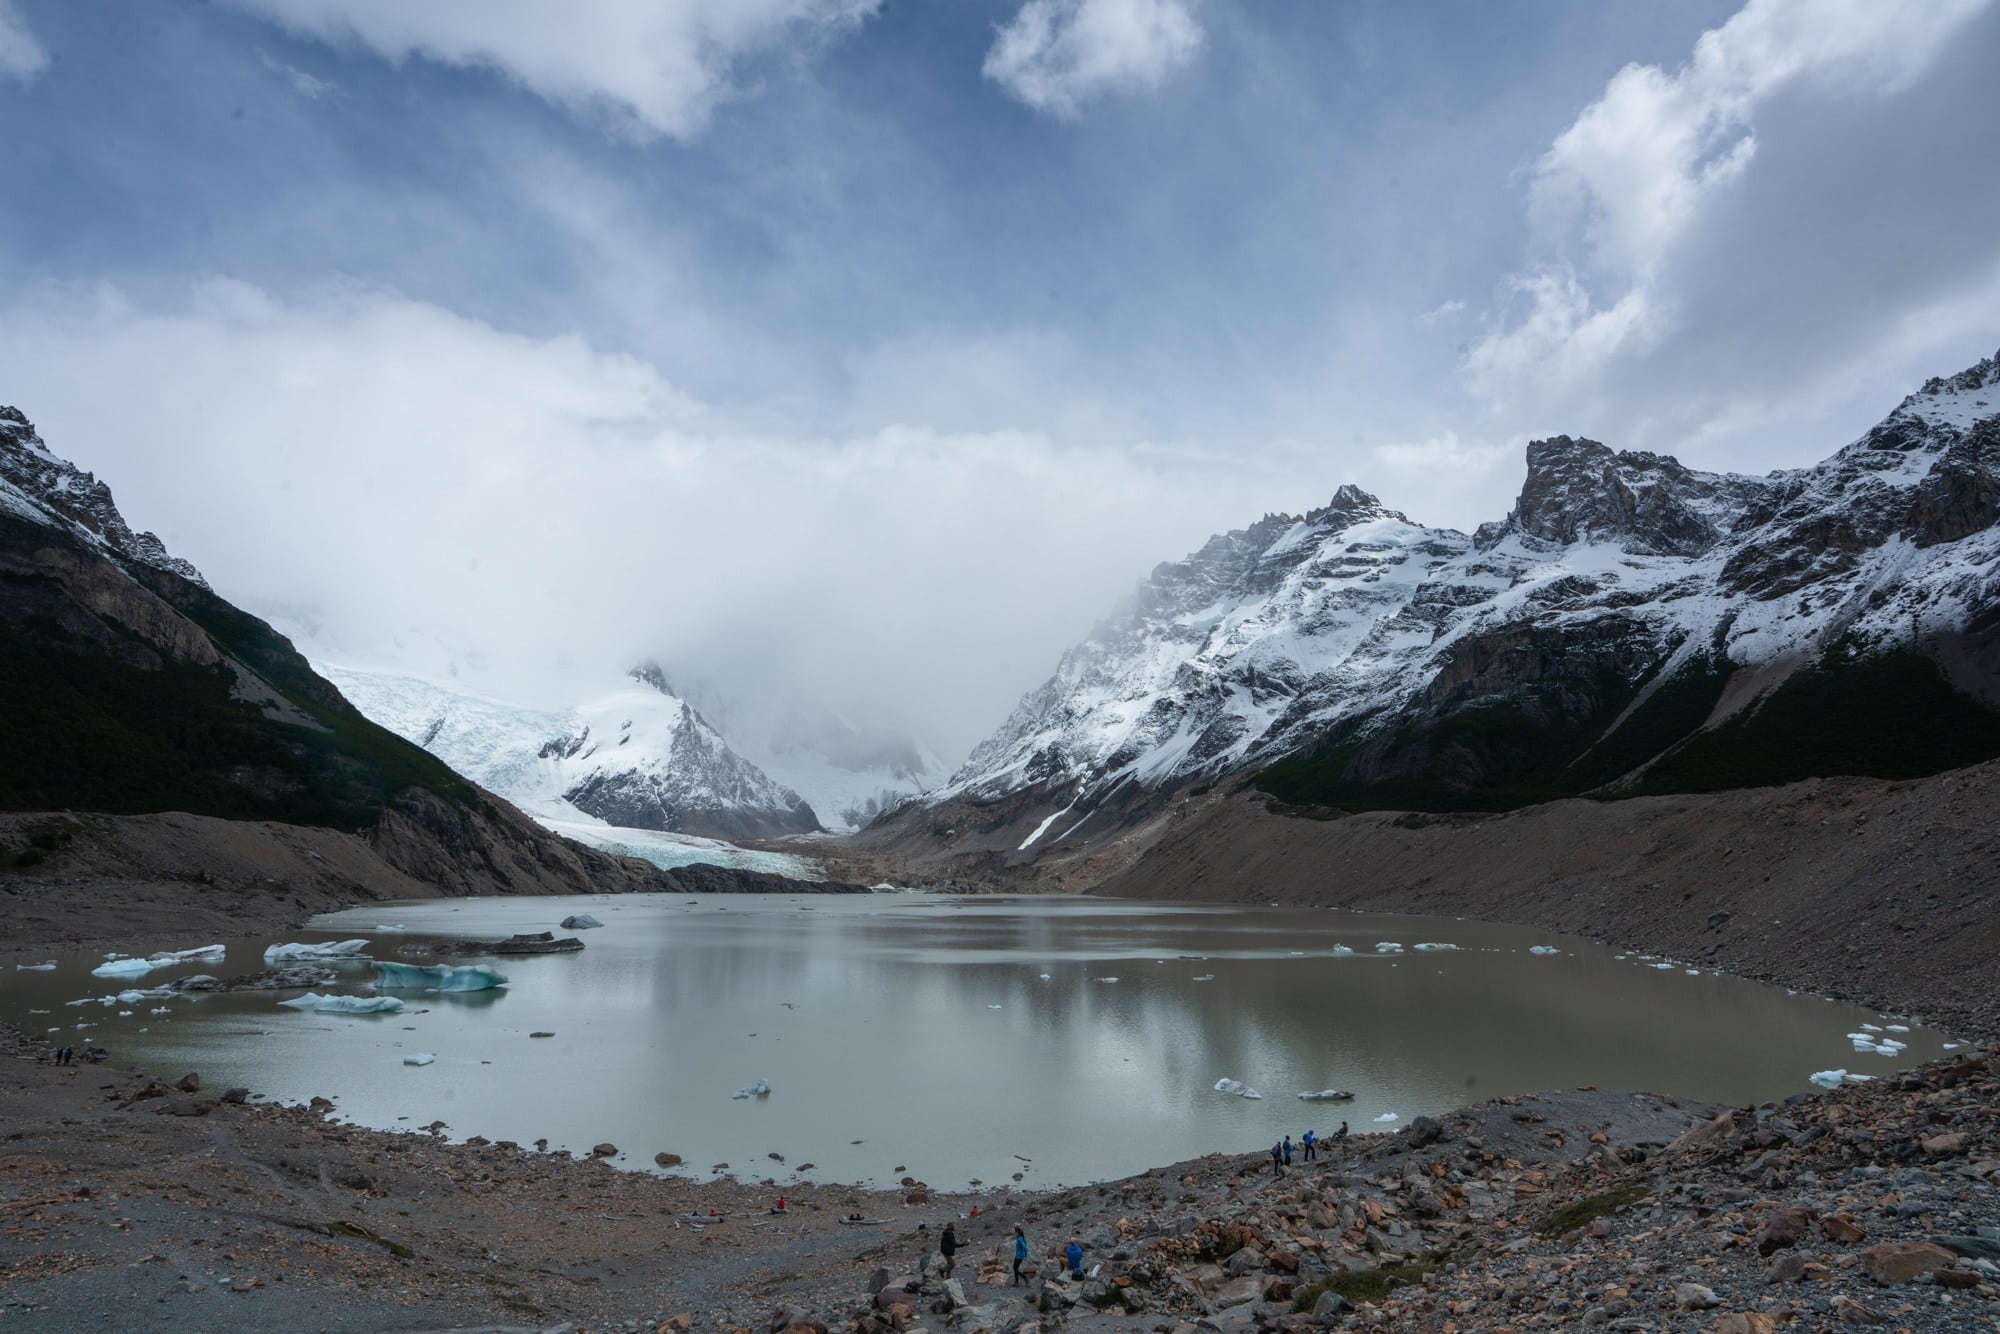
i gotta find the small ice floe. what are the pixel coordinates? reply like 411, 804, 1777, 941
1944, 1042, 1963, 1050
373, 961, 506, 992
1859, 1023, 1883, 1032
116, 1009, 133, 1017
1373, 1112, 1399, 1123
277, 992, 405, 1015
1650, 962, 1676, 970
116, 990, 152, 1004
148, 945, 224, 964
1414, 942, 1460, 952
1848, 1033, 1906, 1055
1374, 942, 1405, 953
1884, 1024, 1910, 1033
373, 924, 407, 932
1685, 969, 1702, 976
987, 1004, 1003, 1010
149, 1007, 169, 1015
1809, 1069, 1846, 1089
1290, 950, 1305, 956
91, 957, 158, 979
403, 1053, 435, 1067
1038, 973, 1051, 981
1192, 974, 1215, 982
1212, 1078, 1263, 1100
1529, 946, 1561, 956
1328, 945, 1355, 955
1093, 976, 1120, 984
731, 1079, 772, 1100
15, 961, 55, 971
264, 940, 371, 963
1298, 1089, 1355, 1102
560, 914, 604, 930
27, 1009, 47, 1015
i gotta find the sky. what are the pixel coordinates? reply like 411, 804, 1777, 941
2, 0, 1997, 764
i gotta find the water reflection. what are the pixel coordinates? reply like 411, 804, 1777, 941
0, 894, 1953, 1191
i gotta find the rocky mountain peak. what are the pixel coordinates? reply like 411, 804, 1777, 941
0, 406, 209, 588
629, 661, 674, 696
1479, 434, 1758, 558
1306, 483, 1398, 527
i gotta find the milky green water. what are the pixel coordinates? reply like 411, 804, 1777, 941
1, 893, 1951, 1191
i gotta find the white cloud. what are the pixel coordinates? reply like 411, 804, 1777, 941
1466, 0, 2000, 460
223, 0, 880, 140
260, 52, 335, 100
0, 0, 49, 84
0, 278, 1339, 760
984, 0, 1201, 117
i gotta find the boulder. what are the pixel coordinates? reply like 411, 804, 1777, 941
1406, 1116, 1444, 1148
1212, 1276, 1263, 1309
561, 913, 605, 929
1860, 1239, 1958, 1284
1224, 1245, 1265, 1276
590, 1142, 618, 1158
655, 1152, 684, 1168
1714, 1315, 1776, 1334
1755, 1205, 1814, 1256
1820, 1212, 1866, 1243
175, 1072, 200, 1093
1672, 1283, 1719, 1310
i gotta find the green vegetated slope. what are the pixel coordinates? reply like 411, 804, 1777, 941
0, 564, 478, 832
1254, 646, 2000, 814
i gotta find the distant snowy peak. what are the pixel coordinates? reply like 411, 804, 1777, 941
0, 405, 207, 587
941, 349, 2000, 815
327, 667, 822, 842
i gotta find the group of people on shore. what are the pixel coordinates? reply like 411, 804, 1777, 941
47, 1045, 78, 1065
934, 1222, 1081, 1288
1269, 1121, 1346, 1173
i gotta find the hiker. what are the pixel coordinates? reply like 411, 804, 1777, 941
1282, 1134, 1295, 1167
1065, 1237, 1084, 1279
1336, 1120, 1349, 1138
1012, 1225, 1029, 1286
1302, 1128, 1317, 1161
1269, 1140, 1283, 1174
769, 1196, 788, 1215
939, 1221, 958, 1277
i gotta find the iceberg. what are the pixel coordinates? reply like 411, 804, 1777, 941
277, 992, 405, 1014
15, 961, 56, 971
1298, 1089, 1355, 1102
148, 945, 224, 964
1327, 945, 1355, 955
264, 940, 371, 963
1809, 1070, 1846, 1089
372, 961, 507, 992
1528, 945, 1561, 955
1093, 976, 1120, 983
731, 1079, 771, 1099
560, 913, 605, 930
1373, 1112, 1399, 1123
1413, 942, 1460, 952
1884, 1024, 1910, 1033
1374, 942, 1404, 952
1212, 1078, 1263, 1100
91, 957, 158, 978
403, 1053, 435, 1066
1192, 974, 1215, 982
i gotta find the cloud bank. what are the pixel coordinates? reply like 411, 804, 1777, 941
223, 0, 882, 139
0, 0, 48, 84
984, 0, 1202, 116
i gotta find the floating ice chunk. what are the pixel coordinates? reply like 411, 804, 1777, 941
731, 1079, 771, 1100
1093, 976, 1119, 984
1373, 1112, 1399, 1123
1212, 1078, 1263, 1100
1944, 1042, 1963, 1050
1809, 1069, 1847, 1089
277, 992, 405, 1014
1884, 1024, 1909, 1033
1374, 942, 1405, 953
149, 1007, 169, 1015
1685, 969, 1701, 976
560, 914, 604, 930
1328, 945, 1355, 955
117, 1010, 133, 1017
1859, 1023, 1883, 1032
265, 940, 371, 963
1298, 1089, 1354, 1102
116, 990, 150, 1004
1528, 946, 1561, 956
1038, 973, 1051, 981
372, 961, 506, 992
147, 944, 224, 964
1876, 1039, 1906, 1053
91, 958, 157, 978
1650, 962, 1676, 970
1414, 943, 1460, 952
15, 961, 55, 971
403, 1053, 435, 1066
1192, 974, 1215, 982
987, 1004, 1003, 1010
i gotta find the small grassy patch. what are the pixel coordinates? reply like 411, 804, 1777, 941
1291, 1258, 1442, 1310
1533, 1185, 1650, 1239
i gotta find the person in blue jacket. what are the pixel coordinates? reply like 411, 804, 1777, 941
1302, 1127, 1317, 1162
1065, 1237, 1084, 1279
1012, 1225, 1029, 1286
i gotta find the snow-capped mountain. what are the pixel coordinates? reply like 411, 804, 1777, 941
327, 664, 822, 843
670, 678, 946, 832
935, 351, 2000, 833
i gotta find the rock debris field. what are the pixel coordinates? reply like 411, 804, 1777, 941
2, 1015, 1995, 1333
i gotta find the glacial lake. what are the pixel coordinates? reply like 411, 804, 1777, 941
1, 894, 1958, 1192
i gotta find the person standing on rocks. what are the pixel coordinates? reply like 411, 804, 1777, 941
1065, 1237, 1084, 1279
939, 1221, 959, 1278
1302, 1127, 1316, 1161
1011, 1225, 1028, 1286
1282, 1134, 1295, 1167
1269, 1140, 1284, 1174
